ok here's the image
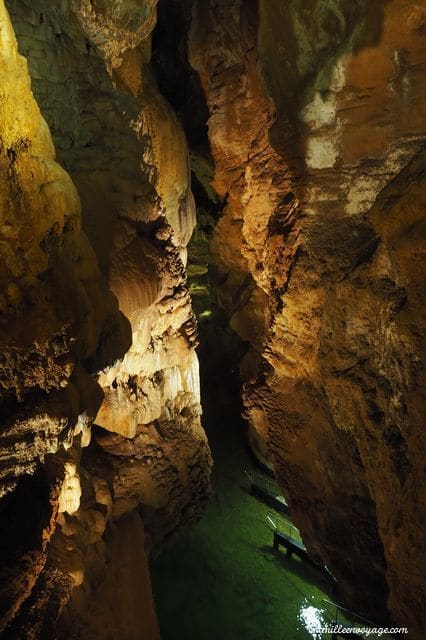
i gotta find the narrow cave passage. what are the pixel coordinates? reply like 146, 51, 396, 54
149, 3, 336, 638
150, 338, 336, 640
146, 99, 338, 638
149, 0, 425, 638
0, 0, 424, 638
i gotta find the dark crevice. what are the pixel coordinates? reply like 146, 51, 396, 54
152, 0, 212, 158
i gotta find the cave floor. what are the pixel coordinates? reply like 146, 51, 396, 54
150, 390, 337, 640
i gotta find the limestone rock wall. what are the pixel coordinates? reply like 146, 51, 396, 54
188, 0, 426, 635
0, 3, 129, 633
0, 0, 211, 637
71, 0, 159, 69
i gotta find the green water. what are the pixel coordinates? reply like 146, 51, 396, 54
150, 409, 337, 640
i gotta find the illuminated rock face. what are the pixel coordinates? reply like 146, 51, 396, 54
71, 0, 159, 68
1, 0, 425, 636
188, 0, 426, 635
0, 0, 211, 637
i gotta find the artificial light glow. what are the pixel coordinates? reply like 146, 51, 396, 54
298, 602, 327, 640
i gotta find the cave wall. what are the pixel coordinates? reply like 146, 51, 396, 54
1, 0, 425, 636
0, 0, 211, 637
187, 0, 426, 635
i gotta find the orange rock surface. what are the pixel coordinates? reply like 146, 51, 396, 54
189, 0, 426, 635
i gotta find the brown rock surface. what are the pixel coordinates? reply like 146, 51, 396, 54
0, 2, 129, 631
1, 0, 211, 636
188, 0, 426, 635
1, 0, 425, 636
58, 511, 161, 640
72, 0, 158, 68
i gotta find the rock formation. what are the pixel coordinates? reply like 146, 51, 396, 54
184, 0, 425, 636
0, 0, 425, 638
0, 0, 211, 637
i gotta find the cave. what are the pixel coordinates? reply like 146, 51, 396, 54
0, 1, 425, 639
